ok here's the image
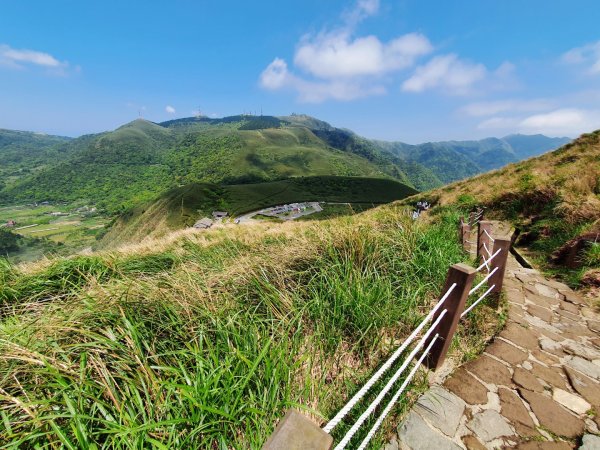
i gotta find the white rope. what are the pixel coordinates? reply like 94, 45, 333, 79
469, 266, 498, 296
475, 248, 502, 272
356, 334, 440, 450
483, 242, 493, 258
322, 283, 456, 433
484, 229, 495, 242
465, 239, 476, 244
332, 311, 447, 449
461, 285, 496, 318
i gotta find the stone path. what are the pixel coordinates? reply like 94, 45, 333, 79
389, 233, 600, 449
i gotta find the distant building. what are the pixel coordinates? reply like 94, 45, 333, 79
6, 220, 16, 228
193, 218, 213, 229
212, 211, 228, 219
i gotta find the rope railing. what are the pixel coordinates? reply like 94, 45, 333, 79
263, 215, 511, 450
356, 334, 440, 450
469, 266, 498, 295
322, 283, 457, 433
332, 313, 447, 449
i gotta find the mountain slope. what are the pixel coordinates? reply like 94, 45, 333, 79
0, 129, 72, 188
377, 134, 571, 184
1, 117, 435, 212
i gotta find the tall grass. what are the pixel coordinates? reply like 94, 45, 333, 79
0, 204, 498, 448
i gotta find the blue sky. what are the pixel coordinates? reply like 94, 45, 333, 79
1, 0, 600, 143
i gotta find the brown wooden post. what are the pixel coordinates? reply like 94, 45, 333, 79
469, 211, 476, 226
489, 238, 511, 294
477, 221, 493, 263
263, 410, 333, 450
424, 263, 477, 370
461, 223, 472, 252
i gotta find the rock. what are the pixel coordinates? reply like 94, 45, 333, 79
565, 356, 600, 380
539, 337, 564, 356
588, 320, 600, 333
465, 355, 513, 386
467, 409, 514, 442
552, 388, 591, 414
564, 367, 600, 407
558, 288, 585, 305
500, 323, 540, 350
562, 341, 600, 361
498, 387, 538, 437
555, 308, 580, 322
487, 340, 529, 365
559, 301, 580, 314
527, 304, 554, 323
508, 291, 527, 305
413, 386, 465, 437
531, 348, 560, 365
526, 293, 560, 308
582, 307, 600, 320
461, 435, 486, 450
513, 367, 544, 393
535, 283, 558, 298
544, 279, 570, 291
397, 411, 462, 450
519, 389, 584, 438
444, 368, 489, 405
515, 442, 573, 449
531, 362, 569, 390
580, 433, 600, 450
384, 437, 399, 450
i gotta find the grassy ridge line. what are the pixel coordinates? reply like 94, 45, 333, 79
101, 176, 418, 248
0, 203, 501, 448
415, 130, 600, 292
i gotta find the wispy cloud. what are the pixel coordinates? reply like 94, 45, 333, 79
562, 41, 600, 75
478, 108, 600, 136
259, 0, 431, 102
0, 44, 73, 75
401, 54, 486, 95
165, 105, 176, 114
461, 98, 554, 117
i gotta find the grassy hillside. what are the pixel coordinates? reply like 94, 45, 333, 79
0, 129, 72, 187
0, 201, 501, 448
0, 117, 437, 212
420, 130, 600, 292
102, 176, 418, 246
377, 134, 571, 184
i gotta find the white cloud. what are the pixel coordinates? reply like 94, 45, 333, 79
462, 99, 554, 117
294, 32, 432, 79
165, 105, 176, 114
562, 41, 600, 74
402, 54, 486, 94
477, 108, 600, 136
258, 0, 434, 103
0, 44, 70, 73
260, 58, 385, 102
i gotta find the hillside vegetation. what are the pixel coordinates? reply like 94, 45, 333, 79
102, 176, 418, 246
0, 117, 437, 213
0, 201, 501, 448
423, 130, 600, 291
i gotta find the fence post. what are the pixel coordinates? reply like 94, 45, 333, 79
489, 238, 511, 295
477, 221, 493, 263
461, 222, 472, 252
469, 211, 476, 226
263, 410, 333, 450
424, 263, 477, 370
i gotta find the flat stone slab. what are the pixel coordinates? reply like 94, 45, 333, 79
467, 409, 515, 442
443, 368, 488, 405
527, 304, 554, 323
562, 341, 600, 361
580, 434, 600, 450
413, 386, 465, 437
534, 283, 558, 298
498, 387, 538, 437
552, 388, 591, 415
487, 340, 529, 365
465, 355, 513, 386
500, 323, 540, 349
263, 410, 333, 450
513, 367, 544, 393
565, 356, 600, 380
461, 435, 486, 450
519, 389, 585, 438
531, 362, 569, 390
515, 442, 573, 449
563, 366, 600, 407
397, 411, 462, 450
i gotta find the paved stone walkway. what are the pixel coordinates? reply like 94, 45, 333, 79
389, 231, 600, 449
